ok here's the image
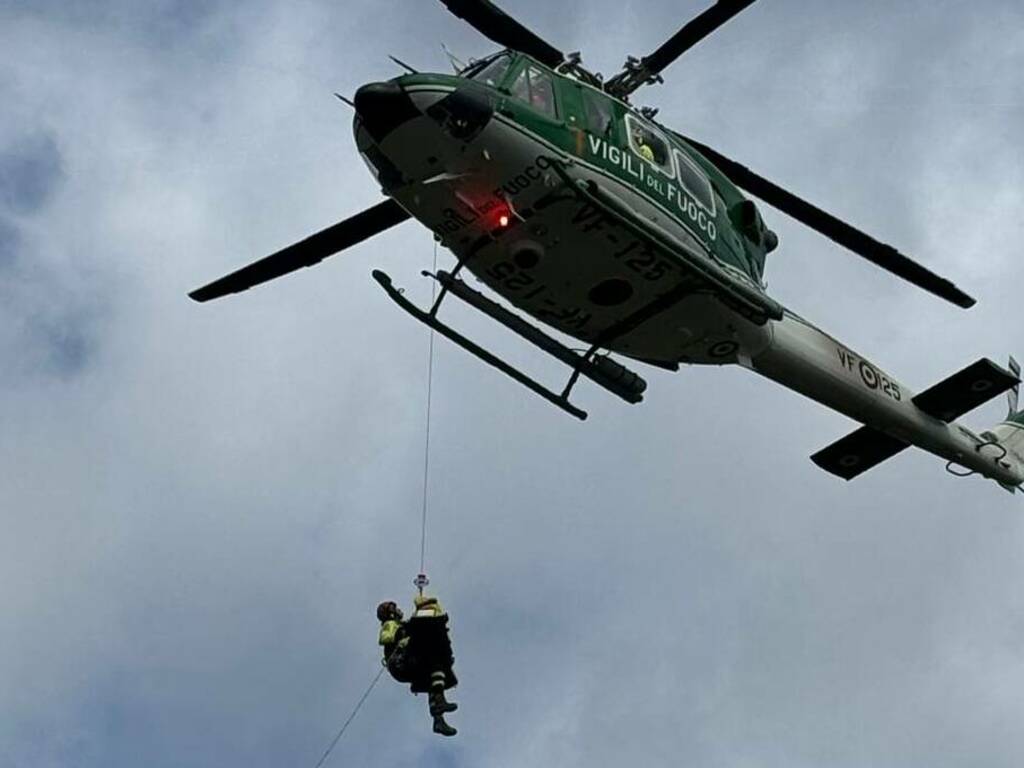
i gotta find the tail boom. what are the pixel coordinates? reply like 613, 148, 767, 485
744, 311, 1023, 486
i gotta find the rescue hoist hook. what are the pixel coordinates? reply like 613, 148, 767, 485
414, 572, 430, 597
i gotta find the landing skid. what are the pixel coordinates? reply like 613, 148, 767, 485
373, 269, 649, 420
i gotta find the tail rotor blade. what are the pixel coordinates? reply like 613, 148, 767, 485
679, 135, 976, 309
189, 199, 410, 302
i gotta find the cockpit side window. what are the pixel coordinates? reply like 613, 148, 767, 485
508, 64, 558, 119
581, 89, 615, 137
624, 114, 673, 178
673, 148, 716, 214
468, 54, 513, 88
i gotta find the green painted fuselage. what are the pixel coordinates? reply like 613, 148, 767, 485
386, 51, 773, 288
352, 51, 1024, 487
355, 50, 780, 365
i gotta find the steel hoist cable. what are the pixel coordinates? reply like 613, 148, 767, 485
311, 664, 386, 768
418, 242, 439, 577
310, 243, 441, 767
306, 244, 444, 767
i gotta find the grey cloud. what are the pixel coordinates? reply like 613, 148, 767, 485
0, 239, 104, 383
0, 216, 19, 268
0, 133, 64, 215
0, 300, 101, 383
1, 0, 219, 39
1, 2, 1024, 767
30, 309, 94, 378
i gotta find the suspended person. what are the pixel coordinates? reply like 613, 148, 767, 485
377, 593, 459, 736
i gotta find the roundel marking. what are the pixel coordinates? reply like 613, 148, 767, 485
709, 341, 739, 359
971, 379, 993, 393
859, 361, 879, 390
839, 454, 861, 469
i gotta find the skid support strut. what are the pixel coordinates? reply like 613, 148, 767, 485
372, 269, 648, 420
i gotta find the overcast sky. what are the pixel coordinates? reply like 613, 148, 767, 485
2, 1, 1024, 766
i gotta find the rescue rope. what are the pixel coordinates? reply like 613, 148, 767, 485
311, 664, 386, 768
307, 243, 441, 767
418, 242, 439, 577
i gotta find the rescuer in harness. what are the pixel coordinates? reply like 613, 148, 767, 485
377, 594, 459, 736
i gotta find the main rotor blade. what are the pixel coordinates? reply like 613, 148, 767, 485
438, 0, 564, 69
680, 135, 976, 309
189, 199, 410, 303
645, 0, 757, 76
606, 0, 758, 97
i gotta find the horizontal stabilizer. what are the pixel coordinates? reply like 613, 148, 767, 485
811, 426, 909, 480
912, 358, 1019, 423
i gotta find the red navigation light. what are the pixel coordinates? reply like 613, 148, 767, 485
487, 200, 513, 233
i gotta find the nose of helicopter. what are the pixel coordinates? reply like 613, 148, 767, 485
354, 77, 497, 191
355, 78, 496, 144
353, 81, 421, 143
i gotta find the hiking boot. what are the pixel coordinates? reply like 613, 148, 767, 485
433, 716, 457, 737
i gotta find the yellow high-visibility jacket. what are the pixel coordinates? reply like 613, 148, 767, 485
412, 595, 446, 618
379, 619, 409, 660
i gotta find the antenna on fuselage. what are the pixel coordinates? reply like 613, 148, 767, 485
388, 55, 419, 74
441, 43, 466, 73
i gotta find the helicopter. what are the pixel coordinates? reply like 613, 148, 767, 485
190, 0, 1024, 492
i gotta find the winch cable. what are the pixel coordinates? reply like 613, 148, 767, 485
308, 244, 442, 767
310, 664, 386, 768
418, 242, 440, 581
305, 244, 444, 767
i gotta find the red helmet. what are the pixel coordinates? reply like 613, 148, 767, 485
376, 601, 400, 621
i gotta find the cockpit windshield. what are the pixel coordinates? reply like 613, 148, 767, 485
466, 54, 513, 88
